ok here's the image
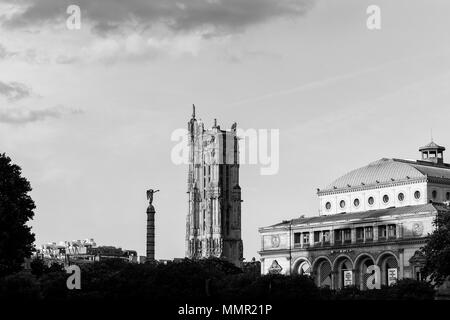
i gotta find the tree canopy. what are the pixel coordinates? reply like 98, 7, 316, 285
0, 258, 435, 301
0, 153, 36, 276
422, 210, 450, 285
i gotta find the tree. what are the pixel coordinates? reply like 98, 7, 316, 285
0, 153, 36, 276
422, 210, 450, 285
30, 258, 64, 278
0, 271, 41, 300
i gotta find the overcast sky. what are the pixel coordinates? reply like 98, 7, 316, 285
1, 0, 450, 260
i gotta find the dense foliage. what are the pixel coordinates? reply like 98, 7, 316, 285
422, 210, 450, 285
0, 258, 435, 301
0, 153, 35, 277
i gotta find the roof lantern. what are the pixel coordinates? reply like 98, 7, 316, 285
419, 141, 445, 164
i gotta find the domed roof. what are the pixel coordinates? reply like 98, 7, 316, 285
322, 158, 450, 191
324, 159, 422, 190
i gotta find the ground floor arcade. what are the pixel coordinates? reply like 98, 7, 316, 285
261, 241, 426, 290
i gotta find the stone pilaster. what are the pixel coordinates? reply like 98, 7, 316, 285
351, 228, 356, 243
399, 249, 404, 280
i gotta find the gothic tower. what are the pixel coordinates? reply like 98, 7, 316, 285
185, 105, 243, 267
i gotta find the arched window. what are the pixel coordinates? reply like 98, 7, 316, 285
296, 261, 311, 276
432, 190, 438, 200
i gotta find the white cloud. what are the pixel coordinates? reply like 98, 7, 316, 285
0, 105, 82, 124
0, 80, 32, 100
0, 0, 314, 64
1, 0, 314, 36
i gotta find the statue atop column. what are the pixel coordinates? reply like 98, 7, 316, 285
146, 188, 159, 261
146, 189, 160, 207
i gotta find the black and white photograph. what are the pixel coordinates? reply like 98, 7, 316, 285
1, 0, 450, 316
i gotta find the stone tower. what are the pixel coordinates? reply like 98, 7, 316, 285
185, 106, 243, 267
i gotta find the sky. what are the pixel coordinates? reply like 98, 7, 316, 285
1, 0, 450, 260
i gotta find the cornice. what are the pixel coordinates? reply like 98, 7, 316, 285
317, 178, 426, 196
427, 176, 450, 185
258, 237, 428, 256
258, 211, 436, 233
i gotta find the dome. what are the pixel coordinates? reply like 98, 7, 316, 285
324, 158, 425, 191
322, 157, 450, 192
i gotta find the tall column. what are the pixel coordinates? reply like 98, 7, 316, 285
147, 204, 156, 260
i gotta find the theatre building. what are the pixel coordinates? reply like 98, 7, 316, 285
259, 141, 450, 290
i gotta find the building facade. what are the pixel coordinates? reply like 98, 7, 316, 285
259, 142, 450, 290
185, 106, 243, 267
35, 238, 138, 265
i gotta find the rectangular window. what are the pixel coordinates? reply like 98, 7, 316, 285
356, 227, 364, 242
334, 230, 342, 243
322, 230, 330, 244
365, 227, 373, 241
314, 231, 320, 243
344, 229, 351, 243
303, 233, 310, 247
416, 272, 422, 281
378, 225, 387, 239
388, 224, 397, 238
294, 233, 301, 245
415, 267, 422, 281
